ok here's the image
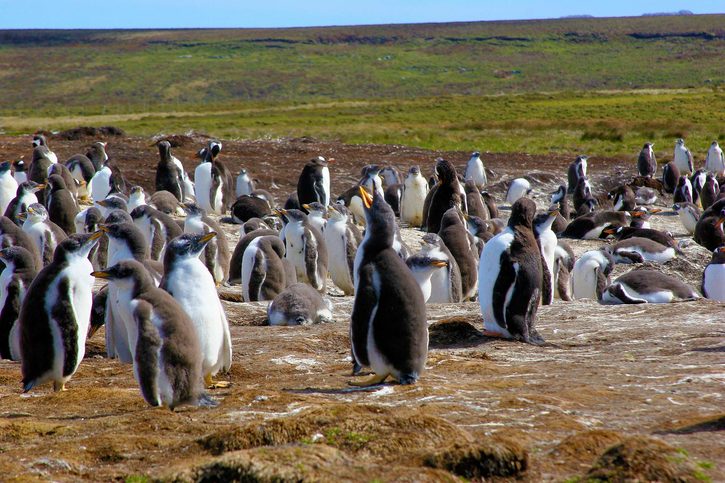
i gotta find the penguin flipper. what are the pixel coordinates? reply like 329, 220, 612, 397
350, 264, 376, 368
540, 254, 553, 306
504, 258, 541, 342
491, 252, 517, 330
312, 177, 326, 204
133, 301, 163, 407
302, 231, 322, 291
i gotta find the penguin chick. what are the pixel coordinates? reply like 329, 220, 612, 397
20, 203, 67, 266
673, 202, 700, 235
267, 283, 333, 326
183, 203, 230, 285
601, 269, 699, 304
279, 208, 328, 293
5, 181, 43, 227
241, 234, 288, 302
399, 166, 428, 227
571, 249, 615, 300
703, 246, 725, 302
324, 204, 362, 296
0, 247, 37, 360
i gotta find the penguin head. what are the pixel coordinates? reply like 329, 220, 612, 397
209, 141, 222, 158
167, 232, 217, 260
440, 206, 465, 231
157, 140, 172, 159
183, 202, 205, 219
97, 196, 128, 215
55, 232, 104, 263
23, 203, 48, 223
712, 141, 719, 147
104, 210, 133, 225
551, 185, 566, 204
359, 185, 395, 247
0, 161, 11, 174
92, 259, 152, 292
239, 168, 248, 176
46, 174, 67, 194
303, 202, 326, 218
676, 138, 685, 146
709, 246, 725, 264
129, 185, 145, 199
280, 209, 307, 226
327, 204, 350, 222
32, 134, 46, 148
533, 208, 559, 234
0, 246, 36, 273
508, 198, 537, 230
434, 158, 457, 183
406, 255, 448, 274
83, 207, 104, 232
13, 159, 26, 172
407, 165, 421, 177
471, 151, 480, 159
88, 142, 109, 162
465, 214, 488, 237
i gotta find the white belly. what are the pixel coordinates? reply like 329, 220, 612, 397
321, 167, 330, 206
409, 269, 433, 302
0, 175, 18, 215
613, 246, 675, 264
704, 264, 725, 302
478, 229, 514, 324
325, 222, 354, 294
571, 259, 599, 300
241, 237, 263, 302
465, 159, 487, 187
194, 163, 214, 213
285, 223, 308, 283
89, 167, 112, 202
236, 174, 253, 197
400, 178, 427, 227
602, 283, 674, 304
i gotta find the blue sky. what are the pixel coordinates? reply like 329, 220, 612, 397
0, 1, 723, 29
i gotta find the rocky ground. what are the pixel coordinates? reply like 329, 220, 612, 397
0, 131, 722, 482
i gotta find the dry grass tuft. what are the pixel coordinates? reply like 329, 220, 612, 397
424, 438, 529, 478
428, 316, 486, 348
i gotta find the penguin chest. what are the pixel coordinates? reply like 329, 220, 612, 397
194, 164, 213, 212
236, 174, 252, 197
321, 167, 331, 206
478, 230, 515, 326
241, 237, 265, 302
325, 223, 353, 292
571, 259, 600, 300
90, 168, 112, 202
109, 282, 139, 355
703, 264, 725, 302
285, 224, 310, 280
401, 178, 427, 225
466, 160, 486, 186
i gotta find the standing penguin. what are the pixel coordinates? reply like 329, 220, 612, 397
194, 147, 226, 215
478, 198, 544, 344
0, 161, 19, 216
0, 247, 37, 361
297, 156, 332, 208
303, 202, 328, 234
673, 176, 694, 204
533, 209, 558, 306
673, 138, 694, 174
64, 151, 95, 201
438, 207, 478, 301
662, 162, 680, 194
703, 246, 725, 302
673, 202, 701, 235
19, 232, 102, 392
705, 141, 725, 175
86, 141, 108, 172
351, 186, 428, 386
20, 203, 67, 266
127, 186, 148, 213
400, 166, 428, 227
4, 181, 42, 227
567, 155, 588, 194
32, 134, 58, 164
700, 173, 720, 210
131, 205, 183, 262
691, 169, 707, 205
506, 178, 532, 204
637, 142, 657, 177
408, 233, 462, 303
93, 260, 214, 409
183, 203, 230, 284
279, 208, 328, 293
88, 155, 125, 203
464, 151, 487, 188
241, 234, 288, 302
155, 141, 185, 202
160, 233, 232, 388
425, 158, 466, 233
13, 159, 27, 184
324, 204, 362, 296
45, 174, 78, 235
608, 185, 635, 211
235, 168, 255, 197
0, 216, 42, 270
28, 146, 53, 205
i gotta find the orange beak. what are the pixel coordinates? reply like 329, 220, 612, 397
358, 186, 373, 209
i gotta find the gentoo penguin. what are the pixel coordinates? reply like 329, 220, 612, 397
284, 191, 301, 211
74, 206, 103, 268
478, 198, 543, 343
88, 155, 125, 203
297, 156, 332, 208
64, 151, 95, 201
425, 158, 466, 233
127, 186, 147, 213
93, 260, 215, 409
0, 215, 42, 270
194, 148, 226, 215
0, 161, 19, 216
703, 246, 725, 302
505, 178, 532, 205
235, 168, 255, 197
673, 175, 694, 204
13, 159, 27, 184
183, 203, 230, 285
48, 163, 78, 203
28, 146, 53, 205
550, 186, 571, 233
405, 255, 449, 303
399, 166, 428, 227
4, 181, 42, 227
608, 185, 636, 211
351, 185, 427, 386
200, 140, 235, 209
96, 196, 128, 221
464, 151, 487, 188
673, 138, 694, 174
0, 247, 37, 361
86, 141, 108, 171
149, 190, 182, 215
481, 191, 499, 219
384, 182, 403, 217
628, 208, 660, 229
567, 155, 588, 194
230, 195, 272, 224
438, 207, 478, 301
694, 206, 725, 251
662, 162, 680, 194
303, 202, 327, 234
673, 202, 700, 234
251, 189, 276, 209
607, 226, 678, 251
32, 134, 57, 164
533, 209, 558, 305
607, 237, 676, 264
576, 198, 599, 217
267, 283, 333, 326
705, 141, 725, 175
572, 175, 595, 213
380, 166, 402, 187
20, 203, 67, 266
637, 142, 656, 177
324, 204, 361, 296
464, 179, 487, 220
241, 234, 288, 302
160, 233, 232, 388
45, 174, 78, 235
634, 186, 657, 205
19, 232, 102, 392
553, 240, 575, 301
560, 211, 629, 240
131, 205, 183, 262
700, 173, 719, 210
155, 140, 185, 202
601, 269, 699, 304
410, 233, 462, 303
691, 169, 707, 205
465, 214, 492, 253
279, 208, 328, 293
571, 249, 615, 300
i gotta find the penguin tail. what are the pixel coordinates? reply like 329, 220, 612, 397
195, 393, 219, 408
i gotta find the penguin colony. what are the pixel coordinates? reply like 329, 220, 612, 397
1, 135, 723, 406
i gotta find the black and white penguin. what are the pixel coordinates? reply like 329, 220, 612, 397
351, 185, 428, 386
93, 260, 215, 409
183, 203, 230, 285
235, 168, 255, 197
64, 151, 95, 201
662, 162, 680, 194
405, 255, 449, 303
571, 249, 615, 300
155, 141, 185, 202
690, 169, 707, 205
230, 195, 272, 224
297, 156, 332, 208
410, 233, 462, 303
506, 177, 532, 204
464, 179, 487, 220
703, 246, 725, 302
4, 181, 42, 227
379, 166, 402, 188
601, 269, 699, 304
533, 208, 558, 305
228, 224, 278, 285
478, 198, 543, 343
88, 153, 126, 203
127, 186, 147, 213
481, 191, 499, 219
0, 247, 37, 361
267, 283, 333, 326
572, 175, 594, 212
131, 205, 183, 262
324, 204, 361, 296
637, 142, 656, 177
559, 211, 629, 240
384, 182, 403, 217
0, 215, 42, 270
279, 208, 328, 293
464, 214, 491, 253
0, 161, 19, 216
705, 141, 725, 175
673, 138, 694, 174
608, 185, 636, 212
20, 203, 67, 266
400, 166, 428, 227
19, 232, 102, 392
86, 141, 108, 172
553, 240, 575, 301
673, 202, 700, 235
74, 206, 103, 268
634, 186, 657, 205
28, 146, 53, 205
607, 226, 678, 251
425, 158, 466, 233
438, 207, 478, 301
567, 155, 588, 194
303, 202, 327, 234
700, 173, 719, 210
13, 159, 27, 185
45, 174, 78, 235
96, 196, 128, 220
628, 208, 660, 229
160, 233, 232, 388
31, 134, 58, 164
607, 237, 676, 264
464, 151, 487, 188
673, 175, 694, 204
241, 234, 288, 302
694, 206, 725, 251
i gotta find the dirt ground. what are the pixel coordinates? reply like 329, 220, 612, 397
0, 132, 722, 482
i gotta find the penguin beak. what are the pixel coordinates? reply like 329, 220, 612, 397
548, 209, 560, 217
603, 228, 617, 236
199, 232, 217, 244
302, 204, 311, 211
17, 212, 27, 221
631, 211, 645, 217
98, 225, 110, 233
274, 208, 288, 216
717, 217, 725, 228
717, 246, 725, 253
359, 186, 373, 209
97, 199, 108, 207
34, 183, 45, 191
649, 208, 662, 214
430, 260, 448, 268
91, 270, 110, 279
88, 230, 104, 241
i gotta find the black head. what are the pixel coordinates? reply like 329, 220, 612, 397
97, 196, 128, 212
83, 207, 104, 231
32, 134, 47, 147
13, 159, 26, 171
130, 185, 144, 196
104, 209, 133, 225
92, 259, 153, 294
465, 215, 488, 237
508, 198, 537, 230
710, 246, 725, 265
166, 232, 216, 260
130, 205, 154, 221
360, 186, 395, 249
471, 151, 480, 158
281, 208, 307, 224
309, 156, 328, 167
435, 158, 457, 183
54, 232, 103, 263
157, 140, 172, 159
406, 255, 448, 271
0, 161, 11, 174
408, 165, 421, 176
47, 174, 67, 192
0, 246, 37, 272
303, 202, 326, 215
183, 202, 205, 218
209, 140, 222, 158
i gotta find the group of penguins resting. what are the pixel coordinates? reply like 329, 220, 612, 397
1, 134, 724, 409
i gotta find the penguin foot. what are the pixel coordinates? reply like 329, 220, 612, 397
348, 373, 388, 387
482, 330, 505, 338
205, 374, 231, 389
53, 381, 67, 392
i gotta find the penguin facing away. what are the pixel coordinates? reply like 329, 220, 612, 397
662, 162, 680, 194
183, 203, 231, 285
241, 234, 288, 302
0, 247, 37, 361
506, 178, 532, 205
637, 142, 656, 177
45, 174, 78, 235
267, 283, 333, 326
438, 207, 478, 301
705, 141, 725, 175
567, 155, 587, 194
350, 186, 428, 386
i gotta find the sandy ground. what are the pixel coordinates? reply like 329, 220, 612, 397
0, 132, 722, 482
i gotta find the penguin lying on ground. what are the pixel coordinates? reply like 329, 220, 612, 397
606, 237, 676, 264
571, 249, 615, 300
267, 283, 333, 326
600, 269, 699, 304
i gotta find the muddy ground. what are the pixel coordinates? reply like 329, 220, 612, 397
0, 132, 722, 482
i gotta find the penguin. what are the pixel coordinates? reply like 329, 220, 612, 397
464, 179, 487, 220
464, 151, 487, 188
702, 246, 725, 302
20, 203, 67, 266
673, 202, 700, 235
324, 204, 362, 296
88, 155, 124, 203
303, 202, 327, 234
567, 155, 587, 194
92, 260, 215, 409
4, 181, 42, 227
0, 247, 37, 361
607, 237, 676, 264
86, 141, 108, 172
560, 211, 629, 240
662, 161, 680, 194
127, 186, 147, 213
405, 255, 449, 303
700, 173, 719, 210
438, 207, 478, 301
634, 186, 657, 205
0, 216, 42, 270
229, 225, 288, 285
533, 208, 558, 305
694, 207, 725, 251
297, 156, 332, 208
149, 190, 182, 215
160, 233, 232, 388
279, 208, 328, 293
410, 233, 462, 303
571, 249, 615, 300
235, 168, 255, 197
28, 146, 53, 205
608, 185, 636, 211
399, 166, 428, 227
48, 163, 78, 202
379, 166, 402, 188
251, 189, 276, 209
32, 134, 58, 164
550, 185, 571, 233
383, 182, 402, 217
350, 185, 427, 386
200, 140, 235, 209
478, 198, 543, 343
673, 175, 694, 204
96, 196, 128, 221
607, 226, 678, 251
45, 174, 78, 235
481, 191, 498, 219
131, 205, 183, 262
13, 159, 27, 185
155, 141, 185, 202
464, 214, 491, 254
241, 234, 288, 302
74, 206, 103, 268
637, 142, 656, 177
230, 195, 272, 224
572, 175, 595, 213
505, 177, 532, 205
576, 198, 599, 217
628, 208, 660, 229
0, 161, 19, 216
183, 203, 231, 285
705, 141, 725, 175
691, 169, 707, 205
601, 269, 699, 304
553, 240, 575, 301
19, 232, 102, 392
425, 158, 466, 233
267, 283, 333, 326
64, 151, 95, 201
673, 138, 694, 174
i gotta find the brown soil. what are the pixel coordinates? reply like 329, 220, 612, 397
0, 133, 722, 482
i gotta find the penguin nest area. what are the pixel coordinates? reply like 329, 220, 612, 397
0, 133, 722, 482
